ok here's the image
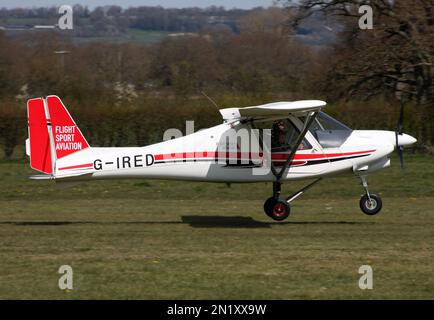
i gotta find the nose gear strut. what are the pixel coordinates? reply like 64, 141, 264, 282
359, 176, 382, 215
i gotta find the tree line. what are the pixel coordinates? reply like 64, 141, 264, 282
0, 3, 432, 159
0, 5, 256, 36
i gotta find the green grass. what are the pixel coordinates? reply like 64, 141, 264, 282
71, 29, 172, 45
0, 17, 58, 26
125, 28, 172, 44
0, 154, 433, 299
0, 22, 172, 45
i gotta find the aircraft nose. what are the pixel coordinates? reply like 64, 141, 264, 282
396, 133, 417, 146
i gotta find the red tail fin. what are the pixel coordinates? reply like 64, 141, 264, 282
46, 96, 89, 159
27, 98, 52, 174
27, 96, 89, 174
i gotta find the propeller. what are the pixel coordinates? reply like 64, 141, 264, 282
395, 101, 405, 169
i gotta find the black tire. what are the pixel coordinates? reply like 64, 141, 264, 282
263, 197, 277, 216
359, 194, 382, 215
268, 199, 290, 221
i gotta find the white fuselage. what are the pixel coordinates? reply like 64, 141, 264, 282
53, 117, 415, 183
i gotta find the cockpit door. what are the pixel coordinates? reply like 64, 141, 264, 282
252, 116, 332, 178
285, 115, 332, 176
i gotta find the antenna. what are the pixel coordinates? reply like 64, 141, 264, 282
200, 91, 219, 110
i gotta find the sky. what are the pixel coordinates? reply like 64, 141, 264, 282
0, 1, 277, 10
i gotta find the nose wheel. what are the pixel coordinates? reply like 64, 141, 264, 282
359, 176, 382, 215
262, 176, 384, 220
360, 193, 382, 215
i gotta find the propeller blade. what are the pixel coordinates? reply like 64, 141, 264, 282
398, 146, 404, 169
398, 100, 404, 135
396, 101, 405, 169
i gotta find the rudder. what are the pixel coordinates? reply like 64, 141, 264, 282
27, 98, 52, 174
27, 96, 90, 175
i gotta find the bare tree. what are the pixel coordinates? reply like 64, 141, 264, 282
284, 0, 433, 105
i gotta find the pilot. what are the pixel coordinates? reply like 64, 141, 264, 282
272, 120, 289, 151
272, 120, 308, 151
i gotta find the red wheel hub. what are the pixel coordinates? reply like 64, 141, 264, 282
273, 202, 286, 217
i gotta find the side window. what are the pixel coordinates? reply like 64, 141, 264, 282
271, 119, 311, 152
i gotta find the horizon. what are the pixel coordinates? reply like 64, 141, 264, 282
0, 1, 277, 10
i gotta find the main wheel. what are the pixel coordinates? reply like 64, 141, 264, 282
268, 199, 290, 221
359, 194, 382, 215
263, 197, 277, 217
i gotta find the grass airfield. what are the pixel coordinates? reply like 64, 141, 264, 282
0, 154, 433, 299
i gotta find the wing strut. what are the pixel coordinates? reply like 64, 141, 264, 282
250, 111, 318, 182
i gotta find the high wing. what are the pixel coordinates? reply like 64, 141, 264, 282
219, 100, 326, 121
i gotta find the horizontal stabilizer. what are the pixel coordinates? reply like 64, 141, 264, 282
29, 172, 92, 181
55, 172, 94, 181
29, 175, 54, 180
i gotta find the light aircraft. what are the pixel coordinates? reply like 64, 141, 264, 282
26, 96, 416, 221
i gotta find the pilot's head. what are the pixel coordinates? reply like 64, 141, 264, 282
276, 120, 286, 131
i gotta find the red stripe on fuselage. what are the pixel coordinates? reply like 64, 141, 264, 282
154, 150, 375, 161
58, 163, 93, 170
275, 149, 376, 160
57, 150, 374, 171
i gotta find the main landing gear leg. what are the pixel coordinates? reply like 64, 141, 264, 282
359, 176, 382, 215
263, 178, 322, 221
263, 182, 290, 221
262, 112, 319, 221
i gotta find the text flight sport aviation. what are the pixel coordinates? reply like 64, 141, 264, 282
26, 96, 417, 221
